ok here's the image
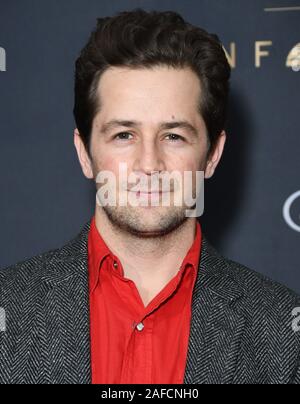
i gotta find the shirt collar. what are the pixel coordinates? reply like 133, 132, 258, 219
180, 219, 202, 275
88, 215, 202, 292
88, 216, 113, 293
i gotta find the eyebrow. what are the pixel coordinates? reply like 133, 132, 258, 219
100, 119, 199, 138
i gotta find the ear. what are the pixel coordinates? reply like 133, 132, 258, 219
204, 130, 226, 179
73, 128, 94, 179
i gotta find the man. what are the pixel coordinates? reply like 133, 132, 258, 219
0, 8, 300, 384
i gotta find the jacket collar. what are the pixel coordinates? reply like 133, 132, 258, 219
45, 218, 244, 301
43, 218, 245, 384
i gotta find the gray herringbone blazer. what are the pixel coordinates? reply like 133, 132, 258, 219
0, 219, 300, 384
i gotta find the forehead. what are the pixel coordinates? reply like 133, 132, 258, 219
94, 65, 204, 128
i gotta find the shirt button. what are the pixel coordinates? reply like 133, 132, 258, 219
136, 322, 144, 332
113, 261, 118, 269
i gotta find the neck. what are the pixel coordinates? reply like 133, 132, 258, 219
94, 206, 197, 280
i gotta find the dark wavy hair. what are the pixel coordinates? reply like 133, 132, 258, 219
73, 8, 231, 155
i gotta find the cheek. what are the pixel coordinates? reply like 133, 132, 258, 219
168, 152, 203, 174
92, 154, 134, 182
94, 157, 120, 175
90, 139, 131, 174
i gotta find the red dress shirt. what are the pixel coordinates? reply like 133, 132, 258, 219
88, 216, 202, 384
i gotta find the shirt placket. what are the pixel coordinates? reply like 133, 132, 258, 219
120, 314, 154, 384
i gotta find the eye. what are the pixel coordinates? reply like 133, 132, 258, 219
113, 132, 134, 141
165, 133, 185, 142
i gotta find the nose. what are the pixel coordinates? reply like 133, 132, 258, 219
132, 139, 166, 176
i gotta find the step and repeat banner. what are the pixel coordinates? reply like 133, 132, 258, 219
0, 1, 299, 292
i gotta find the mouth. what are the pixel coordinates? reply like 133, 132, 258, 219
125, 190, 173, 208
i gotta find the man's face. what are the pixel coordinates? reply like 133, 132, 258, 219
75, 66, 225, 237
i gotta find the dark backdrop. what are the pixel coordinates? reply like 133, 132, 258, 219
0, 0, 299, 292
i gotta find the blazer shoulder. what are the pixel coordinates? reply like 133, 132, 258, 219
209, 249, 300, 384
220, 252, 300, 382
202, 236, 300, 308
0, 248, 60, 287
225, 255, 300, 304
0, 220, 91, 288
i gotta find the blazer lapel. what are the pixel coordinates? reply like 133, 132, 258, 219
184, 236, 246, 384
